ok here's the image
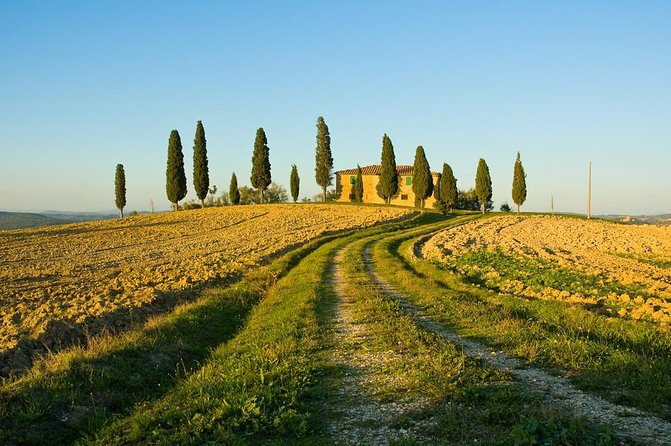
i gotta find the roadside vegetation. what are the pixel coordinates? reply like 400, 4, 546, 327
373, 221, 671, 421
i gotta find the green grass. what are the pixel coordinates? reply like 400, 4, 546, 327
0, 229, 346, 445
325, 231, 621, 444
75, 212, 447, 444
616, 252, 671, 269
455, 249, 653, 297
0, 211, 649, 444
371, 229, 671, 421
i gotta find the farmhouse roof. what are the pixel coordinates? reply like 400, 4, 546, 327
336, 164, 438, 176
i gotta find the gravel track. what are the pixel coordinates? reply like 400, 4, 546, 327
364, 244, 671, 445
326, 247, 437, 445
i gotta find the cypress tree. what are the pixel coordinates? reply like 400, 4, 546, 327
512, 151, 527, 214
314, 116, 333, 202
166, 130, 187, 210
475, 158, 493, 214
379, 134, 398, 204
193, 120, 209, 209
354, 164, 364, 203
290, 164, 300, 203
114, 164, 126, 218
411, 145, 433, 208
440, 163, 458, 213
229, 172, 240, 205
250, 128, 271, 203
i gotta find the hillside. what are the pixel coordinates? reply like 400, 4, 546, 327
0, 204, 413, 376
0, 211, 67, 230
2, 212, 671, 444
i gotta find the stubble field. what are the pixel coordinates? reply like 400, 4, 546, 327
0, 204, 412, 374
423, 215, 671, 324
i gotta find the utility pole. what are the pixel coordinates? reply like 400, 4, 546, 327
551, 194, 554, 216
587, 161, 592, 220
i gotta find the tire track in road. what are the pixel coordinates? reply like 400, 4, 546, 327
326, 247, 436, 445
363, 244, 671, 446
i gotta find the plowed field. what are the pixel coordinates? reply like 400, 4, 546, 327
423, 215, 671, 324
0, 204, 412, 374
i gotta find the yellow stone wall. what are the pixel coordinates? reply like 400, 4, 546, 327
336, 174, 439, 208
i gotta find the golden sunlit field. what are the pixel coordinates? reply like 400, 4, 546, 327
423, 215, 671, 324
0, 204, 412, 373
3, 211, 671, 445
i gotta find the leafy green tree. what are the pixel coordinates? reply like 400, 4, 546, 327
512, 151, 527, 214
354, 164, 364, 203
457, 188, 492, 211
290, 164, 300, 202
411, 145, 433, 208
500, 202, 512, 212
379, 134, 398, 204
266, 182, 289, 203
166, 130, 187, 210
192, 121, 209, 209
314, 116, 333, 202
114, 164, 126, 218
475, 158, 492, 214
250, 128, 271, 203
229, 172, 240, 205
440, 163, 458, 213
238, 182, 288, 204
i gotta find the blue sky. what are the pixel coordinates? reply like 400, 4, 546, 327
1, 1, 669, 214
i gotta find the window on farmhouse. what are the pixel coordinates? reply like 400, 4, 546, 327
406, 176, 412, 185
401, 194, 408, 200
350, 176, 356, 185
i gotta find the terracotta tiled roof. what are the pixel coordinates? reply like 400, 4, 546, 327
336, 164, 438, 176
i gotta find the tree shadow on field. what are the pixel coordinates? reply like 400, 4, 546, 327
0, 276, 254, 445
0, 228, 355, 445
1, 213, 401, 378
0, 271, 244, 378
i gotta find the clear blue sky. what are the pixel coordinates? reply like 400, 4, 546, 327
1, 1, 669, 214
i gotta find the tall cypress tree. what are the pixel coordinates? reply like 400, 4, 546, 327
290, 164, 300, 203
314, 116, 333, 202
250, 128, 271, 203
512, 151, 527, 214
193, 120, 209, 209
115, 164, 126, 218
379, 134, 398, 204
354, 164, 364, 203
475, 158, 493, 214
166, 130, 187, 210
411, 145, 433, 208
229, 172, 240, 205
440, 163, 458, 213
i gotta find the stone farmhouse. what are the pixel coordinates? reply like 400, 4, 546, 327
335, 165, 440, 207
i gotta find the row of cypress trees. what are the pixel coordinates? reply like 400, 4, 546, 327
369, 132, 526, 214
114, 117, 526, 217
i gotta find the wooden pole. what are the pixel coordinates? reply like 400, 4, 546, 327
551, 194, 554, 216
587, 161, 592, 220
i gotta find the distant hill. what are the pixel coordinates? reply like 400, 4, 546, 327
0, 210, 122, 230
598, 214, 671, 225
0, 211, 68, 230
